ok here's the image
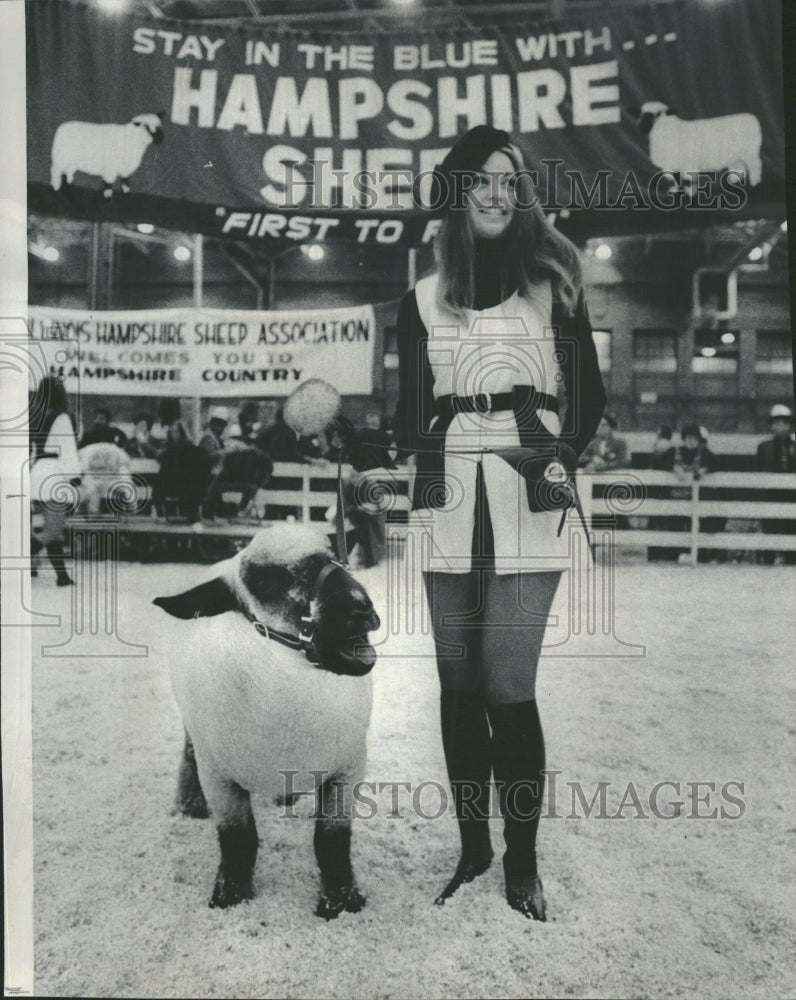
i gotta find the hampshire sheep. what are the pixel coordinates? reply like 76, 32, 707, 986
153, 523, 381, 919
633, 101, 763, 190
50, 112, 165, 198
77, 442, 136, 515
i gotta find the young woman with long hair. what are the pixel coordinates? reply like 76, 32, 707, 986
394, 125, 606, 921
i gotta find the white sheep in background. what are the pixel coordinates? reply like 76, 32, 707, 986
154, 523, 381, 919
77, 442, 137, 515
50, 111, 165, 198
633, 101, 762, 190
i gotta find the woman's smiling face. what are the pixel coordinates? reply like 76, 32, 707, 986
466, 149, 516, 240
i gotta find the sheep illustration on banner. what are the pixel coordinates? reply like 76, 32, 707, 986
630, 101, 763, 193
50, 111, 165, 199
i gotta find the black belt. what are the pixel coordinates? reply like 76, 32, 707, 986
435, 388, 559, 419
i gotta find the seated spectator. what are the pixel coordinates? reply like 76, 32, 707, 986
78, 406, 128, 450
125, 412, 161, 459
650, 425, 675, 470
670, 424, 714, 480
755, 404, 795, 564
578, 409, 628, 472
153, 421, 212, 523
202, 429, 274, 522
227, 401, 260, 449
198, 406, 229, 475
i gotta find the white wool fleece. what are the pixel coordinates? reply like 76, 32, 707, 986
169, 612, 373, 801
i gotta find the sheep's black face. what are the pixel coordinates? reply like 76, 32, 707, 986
310, 565, 380, 676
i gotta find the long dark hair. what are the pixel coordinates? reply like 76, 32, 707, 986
433, 142, 582, 317
29, 376, 74, 455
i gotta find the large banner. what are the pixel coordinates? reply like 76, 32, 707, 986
27, 304, 376, 396
27, 0, 784, 243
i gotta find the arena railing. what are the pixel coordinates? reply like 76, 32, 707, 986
119, 460, 794, 564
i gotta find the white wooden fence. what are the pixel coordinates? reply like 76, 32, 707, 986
123, 459, 794, 562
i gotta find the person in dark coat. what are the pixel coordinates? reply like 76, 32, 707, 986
78, 406, 128, 450
393, 125, 606, 922
755, 403, 795, 564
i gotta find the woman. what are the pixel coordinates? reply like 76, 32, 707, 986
394, 125, 606, 920
29, 376, 81, 585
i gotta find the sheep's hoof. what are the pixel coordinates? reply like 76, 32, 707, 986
209, 874, 254, 909
315, 885, 366, 920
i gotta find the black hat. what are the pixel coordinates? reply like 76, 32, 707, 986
681, 423, 703, 442
428, 124, 513, 214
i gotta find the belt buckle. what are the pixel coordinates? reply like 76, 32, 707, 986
474, 392, 491, 414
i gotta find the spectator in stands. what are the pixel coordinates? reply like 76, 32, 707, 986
671, 424, 714, 480
756, 404, 795, 473
650, 425, 675, 470
229, 401, 260, 448
668, 424, 725, 563
260, 406, 304, 462
125, 412, 160, 459
201, 428, 274, 523
153, 420, 212, 523
578, 409, 628, 472
78, 406, 128, 450
755, 403, 795, 565
199, 406, 229, 475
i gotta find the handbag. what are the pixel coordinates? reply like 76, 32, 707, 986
488, 443, 593, 551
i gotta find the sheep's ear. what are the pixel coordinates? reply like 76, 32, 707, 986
153, 577, 237, 619
665, 107, 677, 116
157, 109, 166, 119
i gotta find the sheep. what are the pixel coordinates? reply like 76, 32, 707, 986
50, 112, 165, 198
153, 523, 381, 919
77, 442, 135, 515
633, 101, 762, 190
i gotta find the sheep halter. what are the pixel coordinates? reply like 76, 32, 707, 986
242, 559, 352, 666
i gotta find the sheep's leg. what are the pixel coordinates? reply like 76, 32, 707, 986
203, 777, 258, 909
102, 184, 114, 199
120, 178, 131, 194
314, 775, 365, 920
175, 731, 209, 819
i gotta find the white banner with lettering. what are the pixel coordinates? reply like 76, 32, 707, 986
27, 304, 376, 397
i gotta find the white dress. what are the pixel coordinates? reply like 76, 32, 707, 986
407, 274, 587, 575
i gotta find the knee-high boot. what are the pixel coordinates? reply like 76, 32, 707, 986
46, 540, 74, 586
434, 688, 494, 904
488, 699, 547, 921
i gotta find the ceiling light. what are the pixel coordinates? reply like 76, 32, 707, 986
780, 220, 787, 232
301, 244, 324, 261
747, 246, 764, 261
41, 246, 60, 262
96, 0, 130, 13
700, 347, 717, 357
720, 332, 736, 344
173, 244, 191, 262
137, 223, 155, 235
594, 243, 612, 260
